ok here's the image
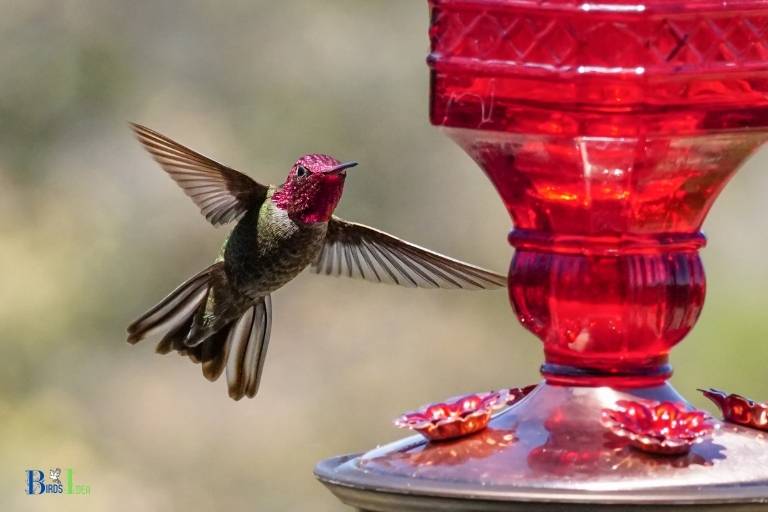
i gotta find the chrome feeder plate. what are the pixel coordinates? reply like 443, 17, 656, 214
315, 383, 768, 511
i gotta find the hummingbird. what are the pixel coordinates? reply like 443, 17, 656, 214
126, 124, 506, 400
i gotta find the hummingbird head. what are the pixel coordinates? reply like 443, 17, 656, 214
272, 154, 357, 223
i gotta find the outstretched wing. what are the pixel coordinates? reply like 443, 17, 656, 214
131, 123, 269, 226
312, 217, 507, 290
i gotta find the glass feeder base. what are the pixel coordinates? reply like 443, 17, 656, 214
316, 383, 768, 511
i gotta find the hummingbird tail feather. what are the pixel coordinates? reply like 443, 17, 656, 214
127, 265, 273, 401
199, 329, 230, 381
155, 316, 194, 355
225, 295, 272, 400
126, 263, 219, 345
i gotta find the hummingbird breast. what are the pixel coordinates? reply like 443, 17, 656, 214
223, 193, 328, 298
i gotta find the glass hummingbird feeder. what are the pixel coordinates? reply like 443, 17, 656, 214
316, 0, 768, 509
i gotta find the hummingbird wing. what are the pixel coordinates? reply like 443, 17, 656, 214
312, 216, 507, 290
131, 123, 269, 226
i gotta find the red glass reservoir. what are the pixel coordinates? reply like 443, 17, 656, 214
429, 0, 768, 386
316, 2, 768, 507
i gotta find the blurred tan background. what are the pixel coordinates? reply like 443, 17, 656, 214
1, 1, 767, 511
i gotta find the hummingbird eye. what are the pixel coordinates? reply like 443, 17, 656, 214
296, 165, 309, 178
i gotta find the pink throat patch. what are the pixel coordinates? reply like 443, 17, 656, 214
272, 174, 344, 224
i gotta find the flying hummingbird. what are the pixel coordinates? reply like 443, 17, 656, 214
126, 124, 506, 400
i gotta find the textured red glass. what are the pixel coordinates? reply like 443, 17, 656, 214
429, 0, 768, 385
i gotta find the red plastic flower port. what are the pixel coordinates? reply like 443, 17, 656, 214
700, 388, 768, 432
601, 400, 715, 456
394, 387, 534, 442
394, 392, 501, 442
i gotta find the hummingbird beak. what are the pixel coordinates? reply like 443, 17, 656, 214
325, 161, 358, 174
